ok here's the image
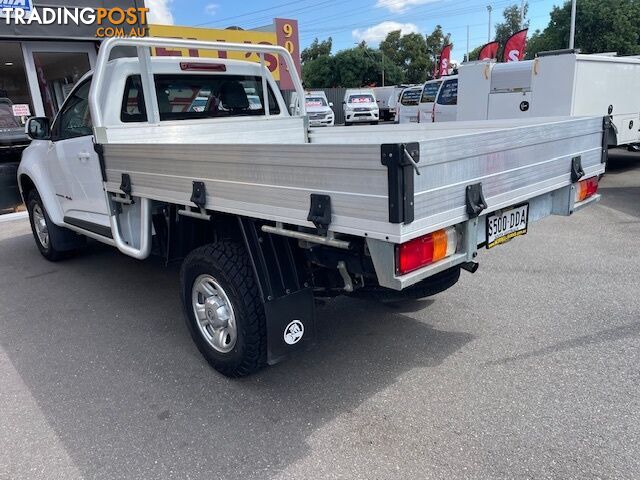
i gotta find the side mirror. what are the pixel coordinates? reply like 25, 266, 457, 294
329, 102, 334, 107
342, 101, 346, 104
26, 117, 51, 140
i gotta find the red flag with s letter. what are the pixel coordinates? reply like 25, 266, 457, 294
503, 29, 528, 62
438, 44, 453, 77
478, 41, 500, 60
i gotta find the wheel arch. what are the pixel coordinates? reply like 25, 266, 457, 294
18, 172, 65, 225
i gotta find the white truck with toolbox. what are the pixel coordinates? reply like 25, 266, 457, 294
457, 49, 640, 148
18, 37, 607, 377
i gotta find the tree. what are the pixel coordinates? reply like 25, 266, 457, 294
495, 3, 529, 46
425, 25, 451, 78
301, 37, 332, 63
526, 0, 640, 58
302, 55, 337, 88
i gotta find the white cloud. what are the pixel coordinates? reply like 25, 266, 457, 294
376, 0, 440, 13
204, 3, 219, 16
352, 21, 419, 44
145, 0, 174, 25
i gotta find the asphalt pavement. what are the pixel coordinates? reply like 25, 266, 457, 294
1, 150, 639, 480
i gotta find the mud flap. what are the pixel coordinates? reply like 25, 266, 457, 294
264, 288, 315, 365
238, 217, 316, 365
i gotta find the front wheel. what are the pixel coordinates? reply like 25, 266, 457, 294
180, 241, 267, 377
27, 190, 83, 261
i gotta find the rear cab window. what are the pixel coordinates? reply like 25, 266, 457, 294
400, 88, 421, 106
421, 82, 442, 103
121, 74, 280, 122
436, 79, 458, 106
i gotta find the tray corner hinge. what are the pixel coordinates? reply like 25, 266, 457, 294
465, 182, 487, 218
307, 193, 331, 235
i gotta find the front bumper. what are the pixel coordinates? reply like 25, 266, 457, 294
345, 111, 379, 123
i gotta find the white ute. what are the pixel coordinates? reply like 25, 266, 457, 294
19, 37, 606, 377
343, 88, 379, 125
457, 49, 640, 148
292, 91, 335, 127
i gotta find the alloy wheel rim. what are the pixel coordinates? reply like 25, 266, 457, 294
191, 274, 237, 353
32, 204, 49, 249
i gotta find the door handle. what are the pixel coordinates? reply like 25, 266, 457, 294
78, 152, 91, 162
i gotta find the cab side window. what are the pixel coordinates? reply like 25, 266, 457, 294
51, 80, 93, 141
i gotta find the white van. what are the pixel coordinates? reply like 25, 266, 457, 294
396, 85, 422, 124
432, 76, 458, 122
418, 79, 442, 123
343, 89, 379, 125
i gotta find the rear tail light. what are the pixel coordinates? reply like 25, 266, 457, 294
396, 226, 458, 275
575, 177, 598, 203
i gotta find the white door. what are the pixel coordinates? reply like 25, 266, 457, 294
433, 78, 458, 122
49, 78, 110, 229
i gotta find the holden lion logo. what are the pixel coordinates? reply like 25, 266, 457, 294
284, 320, 304, 345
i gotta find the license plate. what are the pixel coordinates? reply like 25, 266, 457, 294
486, 203, 529, 249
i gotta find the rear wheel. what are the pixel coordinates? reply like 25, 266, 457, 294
27, 190, 83, 261
180, 241, 267, 377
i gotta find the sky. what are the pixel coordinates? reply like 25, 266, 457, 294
145, 0, 561, 62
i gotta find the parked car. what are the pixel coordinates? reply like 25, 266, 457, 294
289, 91, 335, 126
18, 37, 606, 377
432, 76, 458, 122
343, 88, 379, 125
304, 91, 335, 127
396, 85, 422, 124
0, 97, 30, 211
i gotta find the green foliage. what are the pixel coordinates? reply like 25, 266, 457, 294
302, 55, 338, 88
494, 3, 529, 46
526, 0, 640, 58
301, 37, 333, 63
425, 25, 451, 78
301, 25, 451, 87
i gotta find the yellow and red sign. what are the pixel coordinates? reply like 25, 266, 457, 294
148, 19, 300, 88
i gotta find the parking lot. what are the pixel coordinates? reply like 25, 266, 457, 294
0, 150, 638, 479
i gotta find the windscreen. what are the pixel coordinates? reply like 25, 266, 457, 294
305, 96, 327, 107
421, 81, 441, 103
348, 94, 374, 104
121, 74, 280, 122
400, 89, 421, 106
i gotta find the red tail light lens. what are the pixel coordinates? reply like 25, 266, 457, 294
575, 177, 598, 203
396, 227, 458, 275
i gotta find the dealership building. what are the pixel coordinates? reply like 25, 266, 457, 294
0, 0, 146, 119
